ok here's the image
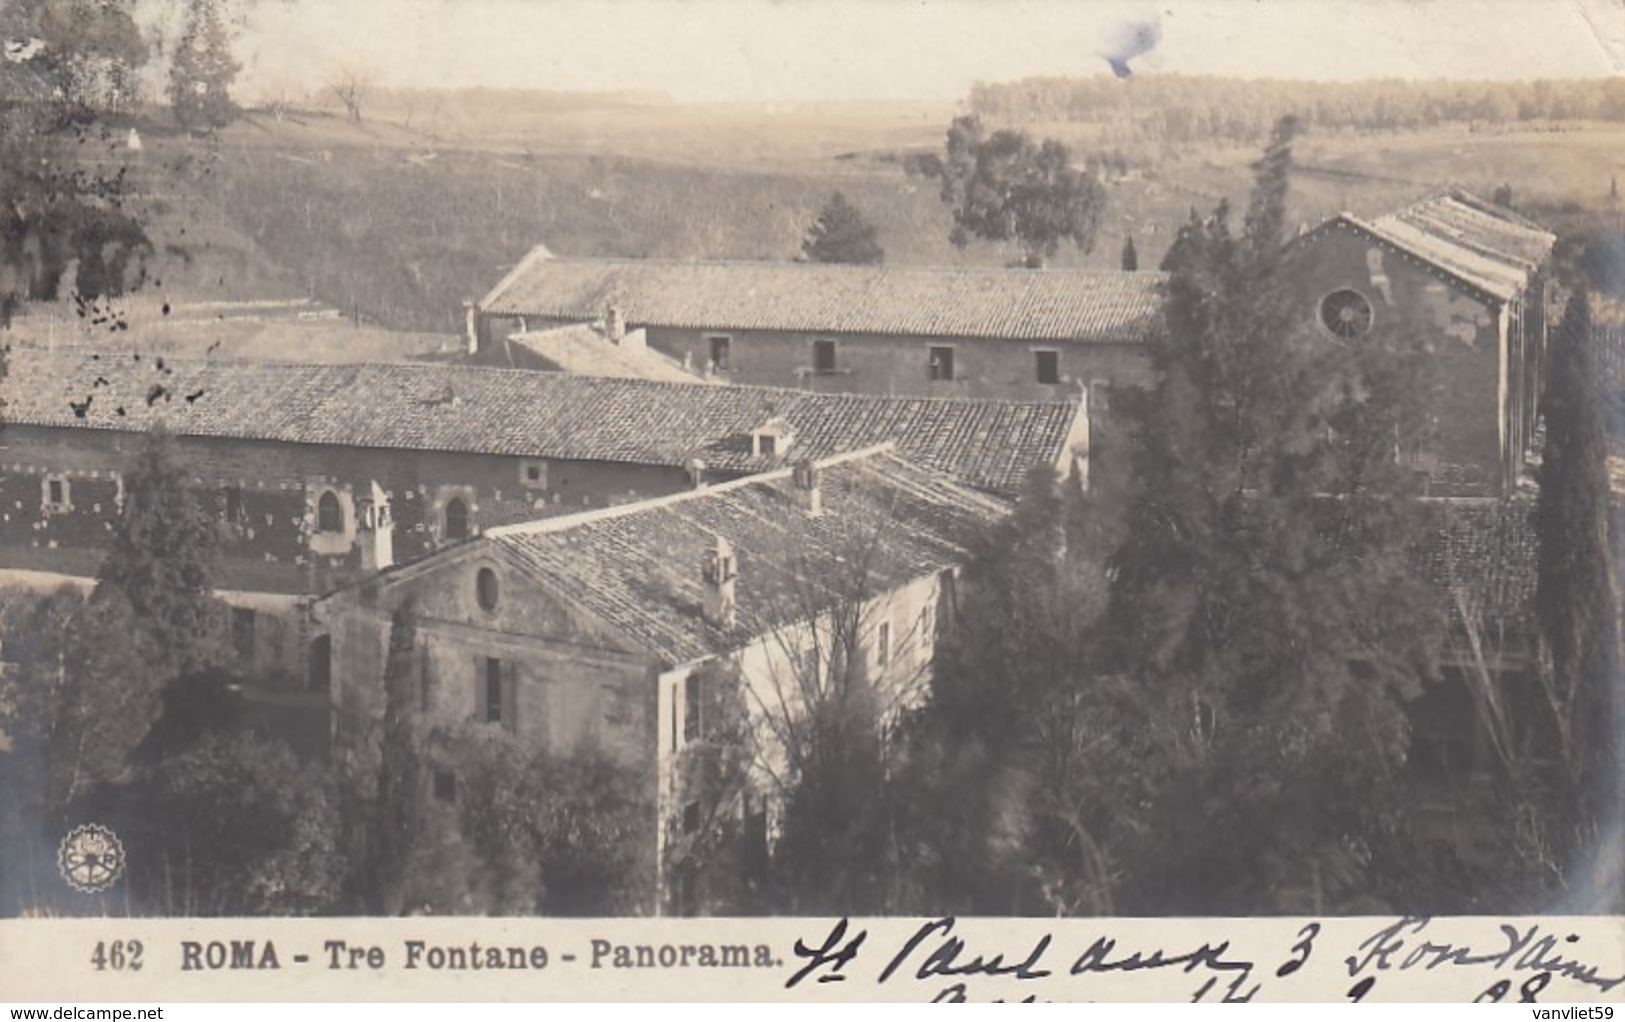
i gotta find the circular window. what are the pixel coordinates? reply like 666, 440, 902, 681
476, 567, 500, 613
1319, 289, 1374, 340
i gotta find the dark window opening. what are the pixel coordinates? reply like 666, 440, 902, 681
1035, 350, 1060, 385
682, 800, 701, 835
758, 435, 776, 459
46, 478, 67, 509
708, 336, 730, 373
928, 346, 954, 381
444, 497, 470, 540
316, 490, 343, 533
683, 674, 702, 742
433, 770, 457, 803
876, 621, 890, 668
485, 657, 504, 724
812, 338, 837, 375
232, 608, 256, 661
222, 485, 244, 524
308, 634, 332, 694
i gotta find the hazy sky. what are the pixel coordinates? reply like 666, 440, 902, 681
215, 0, 1625, 103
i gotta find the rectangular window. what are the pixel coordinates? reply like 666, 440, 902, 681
231, 608, 256, 661
485, 657, 504, 725
758, 434, 776, 459
42, 475, 70, 514
812, 338, 837, 375
876, 621, 891, 669
683, 674, 702, 742
928, 346, 955, 381
1035, 350, 1060, 385
519, 460, 548, 489
222, 485, 244, 524
707, 335, 731, 373
683, 800, 702, 835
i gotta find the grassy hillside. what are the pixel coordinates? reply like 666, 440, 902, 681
96, 103, 1625, 338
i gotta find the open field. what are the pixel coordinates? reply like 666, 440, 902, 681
84, 101, 1625, 339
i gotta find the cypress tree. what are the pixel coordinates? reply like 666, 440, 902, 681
167, 0, 240, 131
95, 424, 227, 682
1534, 292, 1621, 851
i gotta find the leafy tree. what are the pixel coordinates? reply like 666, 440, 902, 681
95, 424, 230, 681
917, 114, 1107, 268
895, 468, 1152, 916
801, 191, 884, 265
1108, 116, 1440, 914
167, 0, 240, 131
33, 0, 149, 111
121, 730, 346, 915
436, 721, 654, 915
1, 586, 157, 820
1533, 293, 1621, 867
0, 2, 151, 327
1120, 234, 1138, 271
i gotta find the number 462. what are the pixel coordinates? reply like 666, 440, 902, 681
91, 940, 143, 971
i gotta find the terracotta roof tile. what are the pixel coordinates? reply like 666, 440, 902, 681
485, 447, 1008, 665
1, 349, 1081, 496
479, 250, 1166, 345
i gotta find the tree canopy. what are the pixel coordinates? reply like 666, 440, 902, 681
917, 114, 1107, 268
1107, 116, 1441, 913
801, 191, 884, 265
168, 0, 241, 131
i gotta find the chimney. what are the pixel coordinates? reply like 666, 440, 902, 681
685, 456, 709, 489
356, 482, 394, 573
463, 300, 478, 355
701, 534, 737, 629
791, 459, 822, 517
605, 304, 626, 343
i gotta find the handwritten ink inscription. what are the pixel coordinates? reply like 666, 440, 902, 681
788, 916, 1625, 1002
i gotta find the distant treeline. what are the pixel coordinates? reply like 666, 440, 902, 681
967, 75, 1625, 143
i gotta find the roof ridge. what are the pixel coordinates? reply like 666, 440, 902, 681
9, 346, 1085, 411
482, 253, 1169, 279
485, 442, 901, 539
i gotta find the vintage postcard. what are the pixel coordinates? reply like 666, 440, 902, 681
0, 0, 1622, 1005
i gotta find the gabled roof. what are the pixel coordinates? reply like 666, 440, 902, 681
478, 248, 1166, 345
1298, 189, 1555, 303
477, 446, 1008, 666
499, 323, 709, 384
0, 349, 1083, 496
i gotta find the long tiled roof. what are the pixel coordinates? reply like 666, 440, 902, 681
484, 446, 1008, 665
0, 349, 1081, 495
1304, 190, 1554, 302
478, 247, 1166, 345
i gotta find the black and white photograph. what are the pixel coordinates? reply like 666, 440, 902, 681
0, 0, 1621, 1001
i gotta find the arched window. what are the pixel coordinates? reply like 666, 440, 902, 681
444, 497, 470, 540
316, 490, 343, 533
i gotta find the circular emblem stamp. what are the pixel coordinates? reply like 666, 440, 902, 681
58, 824, 126, 894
